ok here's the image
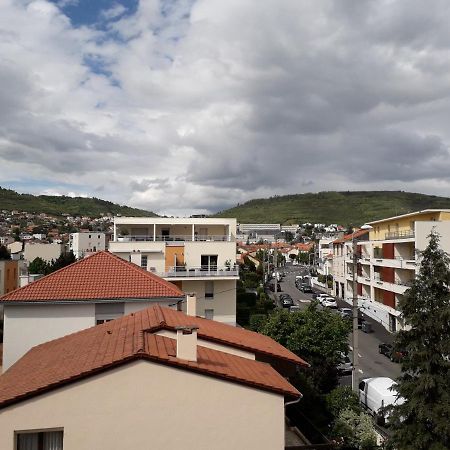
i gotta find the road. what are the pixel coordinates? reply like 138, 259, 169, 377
271, 264, 402, 385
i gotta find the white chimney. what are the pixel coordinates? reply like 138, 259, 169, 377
175, 326, 198, 362
186, 293, 197, 316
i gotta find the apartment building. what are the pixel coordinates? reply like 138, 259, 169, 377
341, 210, 450, 332
69, 232, 106, 258
109, 217, 239, 325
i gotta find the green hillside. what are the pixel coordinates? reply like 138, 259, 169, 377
214, 191, 450, 225
0, 186, 156, 218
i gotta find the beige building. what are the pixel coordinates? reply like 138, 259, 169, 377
110, 217, 239, 325
0, 305, 306, 450
335, 210, 450, 332
23, 242, 63, 265
69, 232, 106, 258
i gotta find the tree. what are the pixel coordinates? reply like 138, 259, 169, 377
259, 305, 351, 393
0, 245, 11, 260
388, 230, 450, 449
332, 409, 377, 450
28, 257, 49, 275
50, 251, 77, 272
325, 386, 360, 419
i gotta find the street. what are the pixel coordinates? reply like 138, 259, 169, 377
271, 264, 402, 385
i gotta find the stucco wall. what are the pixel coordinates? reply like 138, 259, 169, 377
184, 241, 236, 267
181, 279, 236, 324
2, 304, 95, 371
123, 299, 177, 315
415, 221, 450, 253
23, 243, 63, 264
0, 360, 285, 450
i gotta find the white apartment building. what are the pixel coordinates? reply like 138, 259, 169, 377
109, 217, 239, 325
334, 210, 450, 332
69, 232, 106, 258
317, 237, 334, 275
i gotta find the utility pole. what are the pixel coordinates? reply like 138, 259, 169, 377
274, 239, 278, 295
352, 235, 360, 393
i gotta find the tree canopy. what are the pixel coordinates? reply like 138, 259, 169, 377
388, 230, 450, 449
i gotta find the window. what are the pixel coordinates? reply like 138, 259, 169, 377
204, 309, 214, 320
141, 255, 148, 269
205, 281, 214, 299
200, 255, 218, 271
95, 303, 124, 324
16, 430, 63, 450
89, 235, 91, 238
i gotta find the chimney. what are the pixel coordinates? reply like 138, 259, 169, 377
186, 293, 197, 316
175, 326, 198, 362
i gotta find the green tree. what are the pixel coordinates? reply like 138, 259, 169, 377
332, 409, 377, 450
49, 251, 77, 272
259, 305, 351, 393
12, 227, 20, 241
325, 386, 360, 419
388, 230, 450, 450
0, 245, 11, 260
28, 257, 49, 275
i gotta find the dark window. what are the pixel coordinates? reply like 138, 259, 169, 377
16, 430, 63, 450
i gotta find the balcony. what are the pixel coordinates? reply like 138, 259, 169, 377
384, 230, 415, 240
115, 234, 232, 243
157, 265, 239, 279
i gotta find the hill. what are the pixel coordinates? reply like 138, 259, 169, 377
213, 191, 450, 225
0, 186, 156, 218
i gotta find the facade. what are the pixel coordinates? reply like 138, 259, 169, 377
69, 232, 106, 258
0, 305, 306, 450
317, 237, 334, 275
0, 251, 184, 370
23, 242, 63, 264
0, 260, 18, 296
109, 217, 239, 325
337, 210, 450, 332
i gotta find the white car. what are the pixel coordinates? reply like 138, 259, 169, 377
322, 297, 337, 308
316, 293, 329, 304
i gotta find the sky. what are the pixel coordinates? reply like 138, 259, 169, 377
2, 0, 450, 216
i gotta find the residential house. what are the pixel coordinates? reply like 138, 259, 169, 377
0, 251, 184, 370
69, 232, 106, 258
0, 305, 307, 450
109, 217, 239, 325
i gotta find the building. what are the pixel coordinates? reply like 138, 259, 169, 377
332, 229, 370, 301
0, 251, 184, 370
341, 210, 450, 332
69, 232, 106, 258
0, 260, 18, 296
0, 305, 306, 450
109, 217, 239, 325
23, 242, 63, 264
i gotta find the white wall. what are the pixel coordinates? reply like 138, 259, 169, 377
0, 360, 284, 450
184, 241, 236, 267
3, 304, 95, 371
23, 243, 63, 264
123, 300, 177, 315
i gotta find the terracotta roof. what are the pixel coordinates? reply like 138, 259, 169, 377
332, 229, 369, 244
0, 251, 184, 302
0, 308, 300, 408
150, 306, 308, 367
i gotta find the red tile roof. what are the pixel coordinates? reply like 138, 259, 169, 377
0, 307, 300, 408
332, 229, 369, 244
152, 306, 308, 367
0, 251, 184, 302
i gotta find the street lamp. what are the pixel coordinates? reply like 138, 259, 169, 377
351, 224, 372, 393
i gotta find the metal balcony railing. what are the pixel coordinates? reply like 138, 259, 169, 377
158, 265, 239, 278
384, 230, 415, 240
115, 235, 232, 242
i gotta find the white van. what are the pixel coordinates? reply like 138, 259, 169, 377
359, 377, 404, 423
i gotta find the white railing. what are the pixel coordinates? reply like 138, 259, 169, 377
115, 235, 232, 242
158, 265, 239, 278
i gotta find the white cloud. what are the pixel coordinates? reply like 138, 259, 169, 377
2, 0, 450, 215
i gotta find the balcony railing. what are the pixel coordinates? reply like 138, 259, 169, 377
384, 230, 415, 240
115, 235, 232, 242
157, 265, 239, 278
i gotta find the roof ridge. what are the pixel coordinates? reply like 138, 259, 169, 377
102, 252, 183, 296
0, 250, 100, 301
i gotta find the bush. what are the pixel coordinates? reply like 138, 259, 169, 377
325, 386, 360, 419
249, 314, 267, 332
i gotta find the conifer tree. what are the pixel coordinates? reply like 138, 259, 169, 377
389, 230, 450, 449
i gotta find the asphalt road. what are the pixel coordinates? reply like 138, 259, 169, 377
270, 264, 402, 385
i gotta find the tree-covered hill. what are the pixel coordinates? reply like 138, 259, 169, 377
214, 191, 450, 225
0, 186, 156, 217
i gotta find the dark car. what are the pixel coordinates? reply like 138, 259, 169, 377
282, 297, 294, 307
378, 343, 407, 362
301, 284, 313, 293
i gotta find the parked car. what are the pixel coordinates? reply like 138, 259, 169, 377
337, 352, 353, 375
282, 297, 294, 307
322, 297, 337, 308
315, 293, 329, 303
378, 343, 407, 362
359, 377, 404, 424
301, 283, 313, 293
289, 305, 301, 313
338, 308, 353, 319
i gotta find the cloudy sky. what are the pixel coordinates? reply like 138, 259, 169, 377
2, 0, 450, 215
